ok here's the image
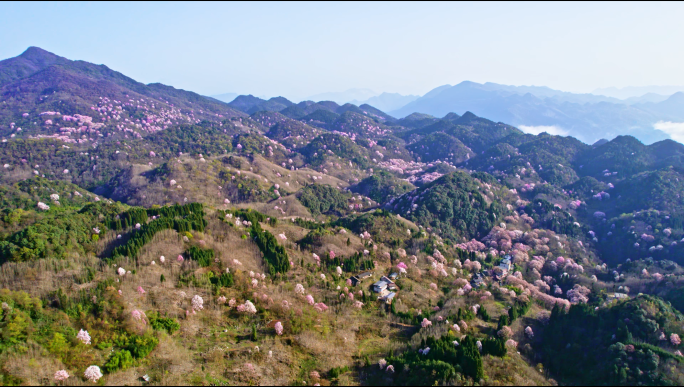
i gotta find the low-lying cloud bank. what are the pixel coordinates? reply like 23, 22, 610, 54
654, 121, 684, 143
518, 125, 570, 136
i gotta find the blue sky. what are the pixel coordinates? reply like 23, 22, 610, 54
2, 2, 684, 101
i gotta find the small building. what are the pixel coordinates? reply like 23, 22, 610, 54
372, 280, 389, 293
471, 272, 485, 287
387, 283, 398, 291
384, 292, 396, 304
498, 256, 512, 273
372, 276, 395, 293
388, 272, 399, 280
349, 271, 373, 286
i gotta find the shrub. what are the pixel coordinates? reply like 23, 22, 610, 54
148, 313, 180, 334
103, 350, 134, 373
126, 334, 159, 359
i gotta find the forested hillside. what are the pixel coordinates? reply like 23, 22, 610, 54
2, 47, 684, 386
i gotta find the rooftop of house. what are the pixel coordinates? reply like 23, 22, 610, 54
373, 280, 388, 288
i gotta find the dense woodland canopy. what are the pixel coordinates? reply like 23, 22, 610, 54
2, 47, 684, 385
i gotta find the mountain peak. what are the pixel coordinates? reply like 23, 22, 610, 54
460, 111, 478, 120
20, 46, 59, 59
442, 112, 461, 122
592, 138, 609, 147
0, 46, 71, 87
17, 47, 69, 67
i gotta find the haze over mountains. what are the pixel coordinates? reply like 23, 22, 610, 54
302, 89, 420, 113
213, 80, 684, 145
389, 81, 684, 144
593, 85, 684, 100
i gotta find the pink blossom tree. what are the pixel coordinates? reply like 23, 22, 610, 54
84, 366, 102, 382
192, 295, 204, 311
54, 370, 69, 382
76, 329, 91, 345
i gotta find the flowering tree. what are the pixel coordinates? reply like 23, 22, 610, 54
275, 321, 284, 335
76, 329, 91, 345
525, 326, 534, 338
237, 300, 257, 314
295, 284, 305, 294
566, 284, 591, 304
421, 318, 432, 328
498, 326, 513, 339
192, 295, 204, 311
671, 333, 681, 346
131, 309, 147, 322
54, 370, 69, 382
306, 294, 315, 305
458, 320, 468, 331
84, 366, 102, 382
378, 358, 387, 369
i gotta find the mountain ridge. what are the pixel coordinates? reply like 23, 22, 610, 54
390, 81, 679, 144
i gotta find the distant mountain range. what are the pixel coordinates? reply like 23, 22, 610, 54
350, 92, 419, 113
306, 88, 379, 105
226, 95, 394, 124
390, 81, 684, 144
210, 92, 238, 103
8, 47, 684, 147
593, 85, 684, 99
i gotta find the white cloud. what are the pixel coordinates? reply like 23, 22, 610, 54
653, 121, 684, 143
518, 125, 569, 136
